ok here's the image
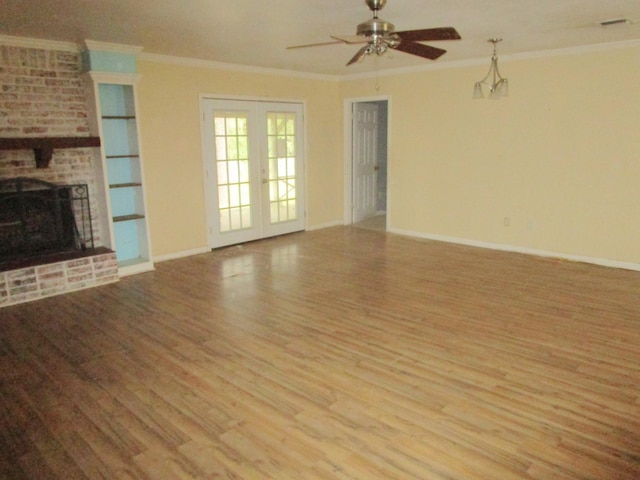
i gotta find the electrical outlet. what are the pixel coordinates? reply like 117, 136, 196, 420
504, 217, 510, 227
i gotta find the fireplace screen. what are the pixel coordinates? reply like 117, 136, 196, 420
0, 177, 94, 268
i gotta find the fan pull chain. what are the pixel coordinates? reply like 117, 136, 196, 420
374, 57, 380, 91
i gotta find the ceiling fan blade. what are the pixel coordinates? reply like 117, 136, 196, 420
394, 26, 461, 43
287, 34, 367, 50
330, 34, 368, 45
346, 45, 369, 66
393, 41, 447, 60
286, 40, 345, 50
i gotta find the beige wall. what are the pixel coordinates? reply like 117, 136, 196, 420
340, 45, 640, 265
3, 37, 637, 269
136, 44, 640, 266
136, 61, 343, 258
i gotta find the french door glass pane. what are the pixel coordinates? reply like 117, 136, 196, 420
214, 112, 252, 232
267, 112, 297, 224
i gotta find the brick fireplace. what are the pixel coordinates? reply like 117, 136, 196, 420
0, 43, 118, 306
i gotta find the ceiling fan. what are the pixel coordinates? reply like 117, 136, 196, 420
287, 0, 461, 66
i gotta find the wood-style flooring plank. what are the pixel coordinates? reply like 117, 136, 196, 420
1, 226, 640, 479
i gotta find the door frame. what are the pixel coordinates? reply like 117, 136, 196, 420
343, 95, 391, 226
200, 94, 308, 248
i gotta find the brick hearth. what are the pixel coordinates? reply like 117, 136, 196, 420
0, 251, 118, 307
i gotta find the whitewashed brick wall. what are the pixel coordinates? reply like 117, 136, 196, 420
0, 45, 104, 245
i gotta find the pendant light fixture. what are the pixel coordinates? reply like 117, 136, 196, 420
473, 38, 508, 99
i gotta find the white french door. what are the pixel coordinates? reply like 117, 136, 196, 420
202, 98, 305, 249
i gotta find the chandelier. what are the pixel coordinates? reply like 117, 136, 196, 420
473, 38, 509, 99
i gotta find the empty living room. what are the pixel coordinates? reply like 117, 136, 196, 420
2, 0, 640, 478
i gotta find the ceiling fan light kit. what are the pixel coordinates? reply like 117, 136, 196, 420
287, 0, 461, 66
473, 38, 509, 100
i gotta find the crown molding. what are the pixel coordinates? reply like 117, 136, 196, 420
0, 34, 78, 52
138, 52, 338, 81
339, 39, 640, 81
2, 34, 639, 80
82, 40, 143, 55
0, 35, 146, 56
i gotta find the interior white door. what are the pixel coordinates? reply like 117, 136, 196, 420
202, 99, 305, 249
352, 102, 379, 223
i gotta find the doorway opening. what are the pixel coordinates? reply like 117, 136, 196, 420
344, 97, 389, 232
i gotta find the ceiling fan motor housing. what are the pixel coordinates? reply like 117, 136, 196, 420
357, 18, 395, 37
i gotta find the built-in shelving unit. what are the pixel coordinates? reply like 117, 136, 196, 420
85, 72, 153, 276
81, 41, 152, 276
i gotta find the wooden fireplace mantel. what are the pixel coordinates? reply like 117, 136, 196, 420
0, 136, 101, 168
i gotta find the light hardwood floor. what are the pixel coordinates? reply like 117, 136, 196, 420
2, 226, 640, 479
354, 214, 386, 232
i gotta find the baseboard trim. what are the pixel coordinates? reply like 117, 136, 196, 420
307, 220, 344, 231
388, 227, 640, 272
154, 247, 211, 263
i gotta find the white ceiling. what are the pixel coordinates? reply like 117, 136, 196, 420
2, 0, 640, 76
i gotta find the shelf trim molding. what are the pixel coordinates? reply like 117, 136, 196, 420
113, 214, 145, 222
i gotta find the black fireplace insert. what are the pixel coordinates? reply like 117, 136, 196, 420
0, 177, 95, 270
